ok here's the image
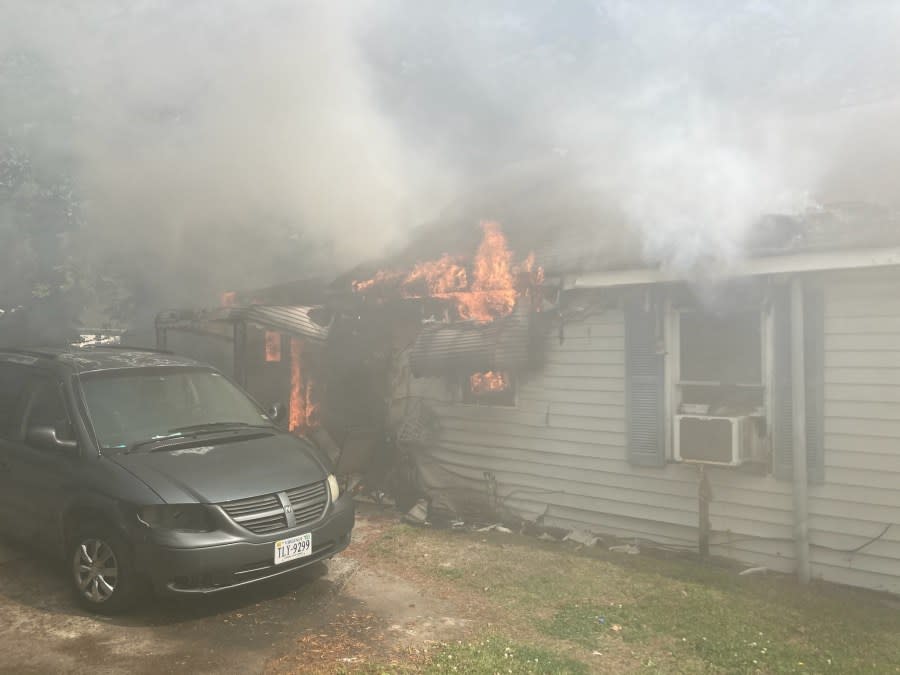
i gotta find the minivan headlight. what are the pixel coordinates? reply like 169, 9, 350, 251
327, 474, 340, 502
138, 504, 214, 532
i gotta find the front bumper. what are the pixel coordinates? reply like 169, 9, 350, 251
135, 493, 355, 595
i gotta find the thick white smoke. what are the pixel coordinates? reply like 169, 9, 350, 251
3, 0, 900, 321
1, 1, 450, 311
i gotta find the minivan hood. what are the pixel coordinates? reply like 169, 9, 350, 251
109, 431, 327, 504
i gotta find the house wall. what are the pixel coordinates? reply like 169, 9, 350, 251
405, 267, 900, 595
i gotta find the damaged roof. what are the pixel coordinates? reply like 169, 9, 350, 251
236, 305, 332, 342
535, 203, 900, 276
156, 305, 332, 342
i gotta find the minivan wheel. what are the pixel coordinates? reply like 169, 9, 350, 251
69, 525, 137, 614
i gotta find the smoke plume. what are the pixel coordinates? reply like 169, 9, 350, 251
3, 0, 900, 325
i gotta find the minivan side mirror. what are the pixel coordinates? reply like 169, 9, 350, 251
267, 402, 286, 424
26, 425, 78, 454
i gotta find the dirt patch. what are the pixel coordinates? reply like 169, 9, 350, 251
266, 508, 470, 673
0, 506, 473, 675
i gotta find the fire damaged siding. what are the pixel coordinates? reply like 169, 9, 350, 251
405, 267, 900, 595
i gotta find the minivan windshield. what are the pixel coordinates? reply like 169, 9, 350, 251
79, 367, 271, 451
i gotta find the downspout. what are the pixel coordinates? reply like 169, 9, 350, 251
790, 277, 811, 584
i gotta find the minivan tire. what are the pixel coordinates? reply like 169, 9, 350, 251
68, 523, 138, 614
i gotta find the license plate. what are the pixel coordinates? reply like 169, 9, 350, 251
274, 533, 312, 564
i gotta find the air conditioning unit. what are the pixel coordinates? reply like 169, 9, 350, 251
674, 415, 756, 466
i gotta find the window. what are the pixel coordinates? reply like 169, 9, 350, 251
462, 371, 516, 406
625, 285, 825, 477
671, 304, 766, 466
265, 331, 282, 362
676, 308, 764, 415
679, 310, 762, 386
24, 376, 73, 442
0, 362, 29, 439
80, 368, 267, 450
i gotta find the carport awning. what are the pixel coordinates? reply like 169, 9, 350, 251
155, 305, 332, 343
236, 305, 332, 342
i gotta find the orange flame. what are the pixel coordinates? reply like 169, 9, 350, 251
352, 270, 403, 293
220, 291, 237, 307
470, 371, 510, 394
467, 222, 516, 320
265, 331, 281, 362
405, 253, 468, 297
289, 338, 319, 433
353, 221, 542, 322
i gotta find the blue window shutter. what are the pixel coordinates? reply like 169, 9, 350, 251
772, 285, 825, 483
625, 292, 665, 467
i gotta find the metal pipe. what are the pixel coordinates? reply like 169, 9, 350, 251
791, 277, 811, 584
155, 324, 167, 351
233, 321, 247, 388
698, 465, 712, 559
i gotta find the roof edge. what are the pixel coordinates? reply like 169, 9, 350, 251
568, 245, 900, 289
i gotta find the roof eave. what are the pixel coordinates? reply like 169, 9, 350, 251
566, 245, 900, 290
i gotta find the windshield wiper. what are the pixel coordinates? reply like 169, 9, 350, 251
168, 421, 273, 433
122, 423, 274, 454
125, 433, 184, 454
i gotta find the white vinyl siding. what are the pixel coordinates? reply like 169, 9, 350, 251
406, 267, 900, 595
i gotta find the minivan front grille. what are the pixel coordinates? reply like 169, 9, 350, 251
219, 480, 328, 535
220, 493, 287, 534
286, 481, 328, 529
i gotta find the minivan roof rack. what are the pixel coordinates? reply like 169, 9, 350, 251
0, 348, 62, 360
79, 344, 173, 354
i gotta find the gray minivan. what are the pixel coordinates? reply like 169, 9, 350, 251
0, 347, 354, 613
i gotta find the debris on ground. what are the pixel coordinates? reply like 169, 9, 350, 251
609, 543, 640, 555
739, 566, 769, 576
476, 523, 513, 534
564, 529, 599, 547
403, 499, 429, 525
265, 610, 383, 673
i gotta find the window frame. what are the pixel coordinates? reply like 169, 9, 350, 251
0, 361, 32, 442
664, 298, 772, 463
21, 372, 76, 448
673, 307, 766, 389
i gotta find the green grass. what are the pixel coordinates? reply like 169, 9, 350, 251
423, 638, 588, 675
371, 525, 900, 674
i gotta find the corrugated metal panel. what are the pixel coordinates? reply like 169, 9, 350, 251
409, 305, 546, 377
237, 305, 331, 342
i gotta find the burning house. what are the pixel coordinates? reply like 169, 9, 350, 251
158, 209, 900, 596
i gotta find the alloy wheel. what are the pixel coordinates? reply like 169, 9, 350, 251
72, 538, 119, 604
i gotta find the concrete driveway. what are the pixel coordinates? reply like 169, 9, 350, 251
0, 507, 465, 674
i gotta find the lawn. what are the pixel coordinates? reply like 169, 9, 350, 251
364, 524, 900, 674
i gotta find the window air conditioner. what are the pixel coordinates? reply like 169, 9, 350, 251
674, 415, 755, 466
